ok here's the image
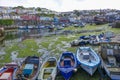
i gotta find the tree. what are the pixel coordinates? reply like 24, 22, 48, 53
37, 7, 41, 11
13, 6, 25, 9
0, 19, 14, 26
74, 10, 80, 17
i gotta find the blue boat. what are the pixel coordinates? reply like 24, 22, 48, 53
57, 52, 77, 80
76, 47, 100, 76
15, 56, 41, 80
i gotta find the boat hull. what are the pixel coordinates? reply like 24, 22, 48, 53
76, 47, 100, 76
109, 74, 120, 80
15, 56, 41, 80
103, 65, 120, 80
0, 63, 18, 80
101, 57, 120, 80
60, 70, 74, 80
57, 52, 77, 80
38, 57, 57, 80
81, 64, 98, 76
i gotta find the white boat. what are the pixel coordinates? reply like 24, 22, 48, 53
38, 57, 57, 80
76, 47, 100, 76
100, 42, 120, 80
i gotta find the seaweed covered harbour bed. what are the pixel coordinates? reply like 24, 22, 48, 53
56, 68, 110, 80
0, 24, 120, 80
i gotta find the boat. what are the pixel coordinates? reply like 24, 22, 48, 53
76, 47, 100, 76
98, 33, 111, 43
0, 62, 18, 80
15, 56, 41, 80
57, 52, 77, 80
99, 42, 120, 80
89, 35, 99, 45
71, 39, 89, 46
38, 57, 57, 80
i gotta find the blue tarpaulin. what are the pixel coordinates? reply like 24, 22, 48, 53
23, 64, 34, 75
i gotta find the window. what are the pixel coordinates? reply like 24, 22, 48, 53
107, 49, 113, 55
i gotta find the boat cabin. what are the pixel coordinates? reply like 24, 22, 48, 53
107, 56, 116, 67
60, 55, 74, 67
48, 58, 56, 67
0, 73, 12, 80
0, 63, 17, 80
99, 42, 120, 73
64, 59, 72, 68
23, 64, 34, 77
82, 52, 90, 60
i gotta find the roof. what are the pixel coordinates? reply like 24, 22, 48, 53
20, 15, 40, 20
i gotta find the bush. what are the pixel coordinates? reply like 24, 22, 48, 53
0, 19, 14, 26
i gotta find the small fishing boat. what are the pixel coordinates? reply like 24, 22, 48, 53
0, 62, 18, 80
98, 33, 111, 43
89, 35, 99, 45
16, 56, 41, 80
57, 52, 77, 80
76, 47, 100, 76
38, 57, 57, 80
99, 42, 120, 80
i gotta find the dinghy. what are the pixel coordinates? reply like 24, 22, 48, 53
100, 42, 120, 80
0, 62, 18, 80
57, 52, 77, 80
38, 57, 57, 80
76, 47, 100, 76
16, 56, 41, 80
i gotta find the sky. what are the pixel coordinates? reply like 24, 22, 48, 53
0, 0, 120, 12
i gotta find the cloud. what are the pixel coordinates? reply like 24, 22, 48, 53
75, 0, 86, 1
0, 0, 120, 12
53, 0, 62, 6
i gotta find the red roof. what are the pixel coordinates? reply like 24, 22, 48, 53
20, 15, 40, 21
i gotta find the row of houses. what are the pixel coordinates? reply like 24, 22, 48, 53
0, 6, 120, 26
0, 6, 59, 21
60, 9, 120, 23
0, 6, 58, 15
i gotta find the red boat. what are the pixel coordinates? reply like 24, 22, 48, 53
0, 62, 18, 80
